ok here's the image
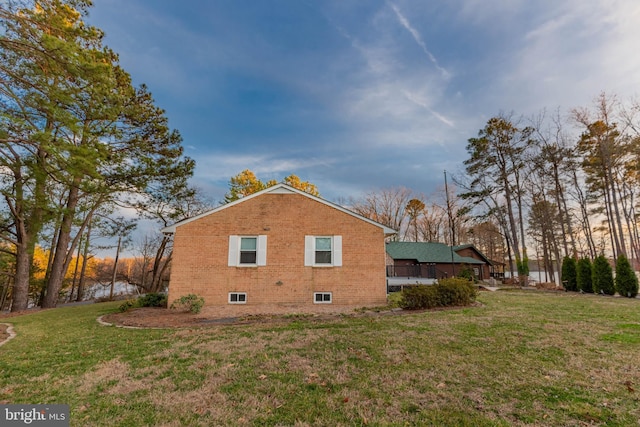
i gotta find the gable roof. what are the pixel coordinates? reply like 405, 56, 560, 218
453, 244, 493, 264
386, 241, 486, 265
162, 183, 397, 235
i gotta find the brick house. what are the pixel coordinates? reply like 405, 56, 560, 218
162, 184, 396, 308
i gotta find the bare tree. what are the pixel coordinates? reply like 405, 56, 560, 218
350, 187, 413, 240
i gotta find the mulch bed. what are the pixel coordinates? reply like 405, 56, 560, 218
101, 307, 403, 329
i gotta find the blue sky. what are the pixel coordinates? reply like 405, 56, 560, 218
87, 0, 640, 202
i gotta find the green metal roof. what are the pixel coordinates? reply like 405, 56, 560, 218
386, 242, 485, 264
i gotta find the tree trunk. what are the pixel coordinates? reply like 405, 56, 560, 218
11, 240, 31, 311
76, 218, 92, 302
42, 182, 80, 308
572, 169, 596, 258
150, 236, 170, 292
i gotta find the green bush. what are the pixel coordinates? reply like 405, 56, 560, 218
386, 291, 403, 308
561, 256, 578, 291
576, 258, 593, 293
399, 278, 477, 310
457, 266, 477, 283
118, 299, 137, 312
400, 285, 440, 310
138, 292, 168, 308
170, 294, 205, 314
615, 253, 639, 298
593, 254, 615, 295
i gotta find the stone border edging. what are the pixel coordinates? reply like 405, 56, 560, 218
96, 315, 166, 330
0, 323, 17, 347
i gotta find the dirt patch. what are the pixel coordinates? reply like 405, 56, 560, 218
534, 282, 564, 291
101, 304, 411, 328
102, 302, 484, 329
0, 324, 8, 342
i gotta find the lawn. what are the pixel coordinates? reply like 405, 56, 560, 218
1, 291, 639, 426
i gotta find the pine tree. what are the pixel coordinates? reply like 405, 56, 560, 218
561, 256, 577, 291
614, 253, 639, 298
0, 1, 193, 310
592, 255, 615, 295
576, 258, 593, 293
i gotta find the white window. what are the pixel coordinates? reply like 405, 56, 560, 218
314, 292, 332, 304
228, 292, 247, 304
228, 235, 267, 266
304, 236, 342, 267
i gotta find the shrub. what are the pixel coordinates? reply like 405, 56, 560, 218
399, 278, 477, 310
138, 292, 168, 308
561, 256, 577, 291
576, 258, 593, 293
457, 266, 477, 283
170, 294, 205, 314
593, 255, 615, 295
615, 253, 639, 298
386, 291, 403, 308
118, 299, 137, 312
400, 285, 440, 310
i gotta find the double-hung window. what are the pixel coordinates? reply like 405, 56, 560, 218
315, 237, 332, 264
304, 236, 342, 267
239, 237, 257, 264
228, 235, 267, 266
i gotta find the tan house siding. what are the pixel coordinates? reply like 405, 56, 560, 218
168, 191, 388, 307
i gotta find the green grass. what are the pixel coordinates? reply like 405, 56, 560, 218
1, 291, 639, 426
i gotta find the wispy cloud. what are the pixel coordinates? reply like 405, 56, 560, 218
403, 90, 454, 127
89, 0, 640, 203
196, 153, 334, 182
494, 0, 640, 113
387, 1, 450, 79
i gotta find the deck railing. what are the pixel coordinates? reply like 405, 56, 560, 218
386, 265, 445, 279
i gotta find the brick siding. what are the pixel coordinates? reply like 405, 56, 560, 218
168, 192, 388, 308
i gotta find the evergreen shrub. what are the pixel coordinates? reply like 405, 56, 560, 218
400, 278, 477, 310
138, 292, 168, 308
576, 258, 593, 293
171, 294, 205, 314
593, 255, 615, 295
561, 256, 578, 291
615, 253, 639, 298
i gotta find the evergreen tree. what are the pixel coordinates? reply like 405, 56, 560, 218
0, 1, 193, 310
614, 253, 639, 298
592, 255, 615, 295
561, 256, 578, 291
463, 116, 534, 286
576, 258, 593, 293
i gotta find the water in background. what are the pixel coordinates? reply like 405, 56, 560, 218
80, 281, 140, 300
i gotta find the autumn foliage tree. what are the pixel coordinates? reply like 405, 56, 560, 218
224, 169, 319, 203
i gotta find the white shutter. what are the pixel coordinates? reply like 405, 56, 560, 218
228, 235, 238, 266
257, 235, 267, 266
333, 235, 342, 266
304, 236, 314, 266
